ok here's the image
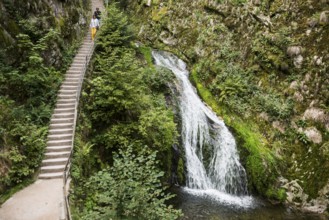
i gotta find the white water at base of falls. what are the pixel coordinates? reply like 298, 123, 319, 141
152, 51, 254, 207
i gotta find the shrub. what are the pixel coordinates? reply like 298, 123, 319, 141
77, 145, 182, 220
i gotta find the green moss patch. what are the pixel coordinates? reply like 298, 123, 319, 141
190, 67, 279, 196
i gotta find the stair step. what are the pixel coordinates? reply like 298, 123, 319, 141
66, 71, 82, 74
56, 98, 76, 103
40, 165, 66, 173
45, 151, 71, 159
54, 108, 75, 114
61, 85, 79, 89
65, 76, 81, 80
71, 62, 85, 66
42, 158, 68, 166
50, 118, 74, 124
49, 123, 74, 129
49, 128, 74, 135
75, 54, 88, 58
56, 103, 75, 108
59, 89, 77, 94
48, 133, 73, 141
79, 46, 91, 50
47, 139, 72, 146
62, 81, 79, 86
70, 67, 84, 71
52, 113, 75, 119
64, 77, 80, 82
46, 146, 72, 153
58, 94, 76, 99
64, 76, 81, 81
70, 61, 86, 65
59, 90, 76, 95
39, 172, 64, 179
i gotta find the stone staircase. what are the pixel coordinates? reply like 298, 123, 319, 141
39, 0, 104, 180
39, 36, 94, 179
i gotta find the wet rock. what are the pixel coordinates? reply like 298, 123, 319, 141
303, 107, 329, 130
159, 31, 177, 46
293, 91, 304, 102
252, 0, 261, 6
303, 181, 329, 213
282, 180, 308, 205
272, 121, 285, 133
145, 0, 152, 7
319, 11, 328, 24
287, 46, 302, 57
293, 55, 303, 68
259, 112, 269, 121
289, 81, 298, 90
313, 56, 323, 66
308, 18, 318, 28
304, 127, 322, 144
306, 29, 311, 36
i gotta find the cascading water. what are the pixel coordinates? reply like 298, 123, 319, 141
153, 51, 253, 206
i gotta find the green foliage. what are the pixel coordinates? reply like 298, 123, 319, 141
137, 46, 153, 66
296, 132, 310, 145
1, 30, 62, 105
138, 107, 178, 152
74, 145, 182, 220
144, 66, 175, 92
72, 2, 180, 218
216, 0, 247, 5
0, 124, 47, 186
97, 3, 134, 48
266, 187, 287, 202
87, 48, 146, 123
252, 92, 294, 120
0, 0, 88, 196
251, 29, 292, 73
209, 63, 251, 103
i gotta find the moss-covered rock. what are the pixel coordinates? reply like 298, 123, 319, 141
124, 0, 329, 213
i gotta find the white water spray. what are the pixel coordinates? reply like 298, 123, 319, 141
153, 51, 253, 206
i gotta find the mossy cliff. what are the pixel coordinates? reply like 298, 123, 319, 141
0, 0, 90, 199
124, 0, 329, 213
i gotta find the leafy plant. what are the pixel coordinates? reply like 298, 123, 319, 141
76, 145, 182, 220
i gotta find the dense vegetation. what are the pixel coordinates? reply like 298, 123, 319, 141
70, 4, 182, 219
0, 0, 89, 200
123, 0, 329, 212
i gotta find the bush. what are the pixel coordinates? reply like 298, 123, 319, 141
76, 145, 182, 220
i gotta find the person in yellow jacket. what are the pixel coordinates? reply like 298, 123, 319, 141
90, 15, 99, 41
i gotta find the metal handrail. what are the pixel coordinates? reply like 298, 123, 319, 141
62, 32, 97, 220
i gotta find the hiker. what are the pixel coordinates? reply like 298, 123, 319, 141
94, 7, 101, 21
90, 15, 99, 41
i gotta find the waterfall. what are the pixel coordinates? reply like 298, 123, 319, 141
153, 51, 253, 206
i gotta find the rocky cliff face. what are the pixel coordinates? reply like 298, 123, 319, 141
125, 0, 329, 213
0, 0, 89, 66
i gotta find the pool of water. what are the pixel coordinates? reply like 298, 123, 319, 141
170, 187, 326, 220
